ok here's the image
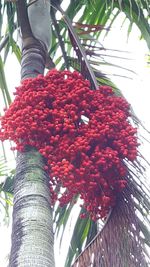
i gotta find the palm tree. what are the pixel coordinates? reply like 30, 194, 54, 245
0, 0, 150, 266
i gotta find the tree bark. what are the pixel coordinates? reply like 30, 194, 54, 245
9, 149, 55, 267
9, 1, 55, 266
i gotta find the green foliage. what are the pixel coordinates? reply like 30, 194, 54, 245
0, 0, 150, 63
0, 56, 11, 107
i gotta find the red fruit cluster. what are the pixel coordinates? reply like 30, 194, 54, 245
0, 69, 138, 220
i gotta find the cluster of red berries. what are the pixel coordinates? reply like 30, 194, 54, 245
0, 69, 138, 220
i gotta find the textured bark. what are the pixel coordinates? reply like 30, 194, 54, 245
21, 44, 46, 80
9, 149, 55, 267
71, 190, 148, 267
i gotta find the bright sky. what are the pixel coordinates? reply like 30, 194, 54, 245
0, 8, 150, 267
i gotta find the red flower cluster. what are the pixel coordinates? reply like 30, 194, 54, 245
0, 69, 138, 220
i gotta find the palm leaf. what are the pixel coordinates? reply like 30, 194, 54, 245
5, 1, 16, 37
51, 4, 137, 89
113, 0, 150, 49
1, 0, 150, 62
9, 37, 21, 63
0, 56, 11, 107
64, 209, 97, 267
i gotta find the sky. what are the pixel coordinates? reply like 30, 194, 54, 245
0, 7, 150, 267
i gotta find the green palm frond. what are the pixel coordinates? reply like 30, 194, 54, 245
64, 210, 97, 267
5, 1, 16, 37
63, 0, 150, 49
54, 197, 98, 267
0, 56, 11, 107
0, 0, 150, 61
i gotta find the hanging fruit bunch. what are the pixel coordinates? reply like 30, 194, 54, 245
0, 69, 138, 220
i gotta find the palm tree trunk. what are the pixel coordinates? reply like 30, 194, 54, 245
9, 1, 55, 266
9, 149, 54, 267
